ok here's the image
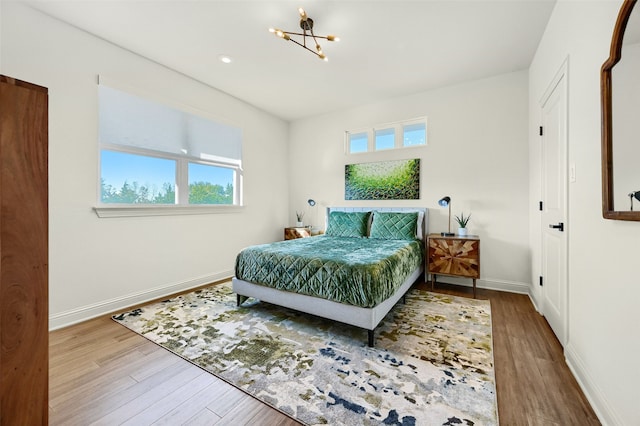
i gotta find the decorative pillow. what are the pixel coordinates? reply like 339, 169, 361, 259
325, 211, 371, 238
369, 211, 418, 240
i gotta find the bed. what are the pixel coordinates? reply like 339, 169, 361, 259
232, 206, 428, 346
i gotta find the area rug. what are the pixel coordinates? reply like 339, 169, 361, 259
113, 282, 497, 425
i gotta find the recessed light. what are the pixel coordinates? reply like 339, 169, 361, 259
218, 55, 232, 64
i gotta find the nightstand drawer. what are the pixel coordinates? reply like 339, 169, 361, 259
284, 226, 312, 240
427, 234, 480, 297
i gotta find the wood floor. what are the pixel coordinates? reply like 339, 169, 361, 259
49, 279, 601, 425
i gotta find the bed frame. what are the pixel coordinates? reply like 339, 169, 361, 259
232, 206, 428, 347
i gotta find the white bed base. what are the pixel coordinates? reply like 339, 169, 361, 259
232, 206, 428, 347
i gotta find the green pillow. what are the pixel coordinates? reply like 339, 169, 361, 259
325, 211, 371, 237
370, 211, 418, 240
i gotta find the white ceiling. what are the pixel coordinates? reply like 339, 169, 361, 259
25, 0, 556, 122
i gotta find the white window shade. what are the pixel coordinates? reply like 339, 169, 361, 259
186, 114, 242, 164
98, 84, 242, 164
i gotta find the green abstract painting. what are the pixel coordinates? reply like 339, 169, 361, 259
345, 158, 420, 200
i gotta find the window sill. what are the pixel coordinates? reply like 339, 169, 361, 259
93, 204, 244, 218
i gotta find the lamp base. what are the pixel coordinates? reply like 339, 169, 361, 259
440, 232, 455, 237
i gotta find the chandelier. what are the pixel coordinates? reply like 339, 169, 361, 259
269, 8, 339, 61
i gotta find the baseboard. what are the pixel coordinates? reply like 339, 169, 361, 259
52, 273, 530, 330
49, 270, 233, 331
565, 343, 620, 426
527, 292, 542, 314
429, 275, 531, 294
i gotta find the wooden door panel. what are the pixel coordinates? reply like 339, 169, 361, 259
0, 75, 48, 425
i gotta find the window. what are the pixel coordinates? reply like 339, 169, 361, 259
97, 82, 242, 208
100, 150, 176, 204
374, 128, 395, 150
403, 122, 426, 147
348, 131, 368, 153
188, 162, 234, 205
345, 117, 427, 154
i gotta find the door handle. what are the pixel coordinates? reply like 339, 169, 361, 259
549, 222, 564, 232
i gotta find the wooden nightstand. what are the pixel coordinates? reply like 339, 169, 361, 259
427, 233, 480, 298
284, 226, 312, 240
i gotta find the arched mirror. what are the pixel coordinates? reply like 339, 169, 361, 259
602, 0, 640, 220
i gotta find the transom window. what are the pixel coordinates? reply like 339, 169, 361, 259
98, 82, 242, 206
345, 117, 427, 154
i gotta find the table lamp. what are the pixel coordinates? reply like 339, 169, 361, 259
438, 196, 454, 236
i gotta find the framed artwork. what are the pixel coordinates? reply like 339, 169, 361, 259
345, 158, 420, 200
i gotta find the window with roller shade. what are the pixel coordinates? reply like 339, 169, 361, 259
98, 83, 242, 206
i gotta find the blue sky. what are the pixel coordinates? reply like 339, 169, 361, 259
188, 162, 233, 186
101, 150, 233, 192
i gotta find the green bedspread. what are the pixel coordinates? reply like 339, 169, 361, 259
234, 236, 424, 308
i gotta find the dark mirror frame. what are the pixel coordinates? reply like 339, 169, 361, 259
601, 0, 639, 220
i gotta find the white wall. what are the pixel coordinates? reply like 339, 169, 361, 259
529, 1, 640, 424
289, 71, 531, 292
0, 3, 290, 329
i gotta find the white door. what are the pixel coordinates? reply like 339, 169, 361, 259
540, 67, 568, 346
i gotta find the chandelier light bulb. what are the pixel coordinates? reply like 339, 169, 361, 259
327, 35, 339, 42
271, 28, 291, 40
298, 8, 307, 20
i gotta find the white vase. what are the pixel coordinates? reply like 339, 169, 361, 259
296, 221, 303, 227
457, 227, 468, 236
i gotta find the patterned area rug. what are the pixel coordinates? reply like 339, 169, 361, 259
113, 282, 497, 426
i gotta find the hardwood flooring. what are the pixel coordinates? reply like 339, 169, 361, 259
49, 279, 600, 425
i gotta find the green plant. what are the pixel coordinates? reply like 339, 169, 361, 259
454, 212, 471, 228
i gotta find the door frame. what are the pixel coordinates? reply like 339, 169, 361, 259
538, 58, 570, 346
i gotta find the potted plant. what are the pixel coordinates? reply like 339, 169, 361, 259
454, 212, 471, 236
296, 211, 305, 227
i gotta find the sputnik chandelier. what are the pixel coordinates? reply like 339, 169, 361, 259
269, 8, 339, 61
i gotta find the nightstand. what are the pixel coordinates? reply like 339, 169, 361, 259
427, 233, 480, 298
284, 226, 312, 240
